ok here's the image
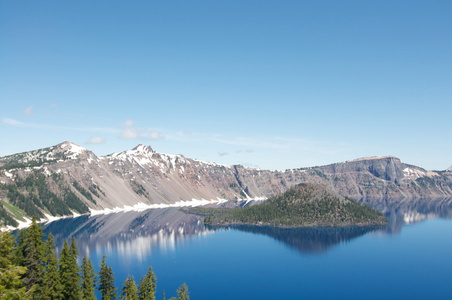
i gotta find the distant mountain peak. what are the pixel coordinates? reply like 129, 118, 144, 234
447, 165, 452, 171
0, 141, 92, 170
59, 141, 86, 154
107, 144, 154, 158
132, 144, 154, 153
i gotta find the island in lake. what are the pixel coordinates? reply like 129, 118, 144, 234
191, 183, 387, 227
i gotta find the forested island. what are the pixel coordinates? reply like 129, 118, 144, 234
193, 183, 387, 227
0, 217, 190, 300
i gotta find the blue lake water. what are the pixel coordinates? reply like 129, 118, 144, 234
42, 201, 452, 299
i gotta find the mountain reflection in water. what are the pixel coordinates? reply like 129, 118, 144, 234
42, 198, 452, 258
44, 208, 213, 260
226, 225, 384, 254
380, 197, 452, 234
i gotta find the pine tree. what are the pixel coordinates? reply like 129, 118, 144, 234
41, 233, 63, 299
98, 255, 117, 300
59, 240, 71, 298
68, 237, 82, 298
81, 255, 97, 300
13, 228, 27, 266
0, 231, 28, 299
120, 276, 138, 300
176, 283, 190, 300
23, 216, 45, 298
59, 238, 81, 299
138, 266, 157, 300
0, 231, 15, 269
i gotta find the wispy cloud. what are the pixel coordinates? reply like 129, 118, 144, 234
23, 106, 34, 116
148, 130, 163, 140
236, 149, 255, 154
123, 119, 134, 127
1, 118, 118, 133
121, 128, 138, 139
165, 130, 353, 156
2, 117, 165, 142
211, 136, 287, 149
119, 120, 164, 140
1, 117, 353, 159
1, 118, 26, 126
87, 136, 106, 144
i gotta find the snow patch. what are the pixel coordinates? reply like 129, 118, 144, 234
10, 217, 32, 231
43, 167, 51, 176
241, 196, 267, 205
403, 167, 426, 179
89, 198, 229, 216
43, 213, 62, 223
61, 142, 86, 159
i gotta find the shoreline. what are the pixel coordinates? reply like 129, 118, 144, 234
0, 196, 266, 231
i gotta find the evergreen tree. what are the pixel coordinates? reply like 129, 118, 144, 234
23, 216, 45, 298
59, 240, 70, 298
98, 255, 117, 300
59, 238, 81, 299
120, 276, 138, 300
41, 233, 63, 300
138, 266, 157, 300
13, 228, 27, 266
176, 283, 190, 300
0, 231, 15, 269
162, 291, 166, 300
68, 237, 82, 298
81, 254, 97, 300
0, 231, 28, 299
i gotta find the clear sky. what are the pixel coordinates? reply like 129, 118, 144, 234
1, 1, 451, 170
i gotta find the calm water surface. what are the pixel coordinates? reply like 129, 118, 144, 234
43, 200, 452, 300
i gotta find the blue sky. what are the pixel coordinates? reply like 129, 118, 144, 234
1, 1, 451, 170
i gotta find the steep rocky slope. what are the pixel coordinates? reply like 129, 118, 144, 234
1, 142, 451, 226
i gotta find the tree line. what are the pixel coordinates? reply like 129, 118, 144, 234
1, 171, 89, 223
0, 217, 190, 300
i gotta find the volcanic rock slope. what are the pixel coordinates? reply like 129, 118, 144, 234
1, 142, 451, 221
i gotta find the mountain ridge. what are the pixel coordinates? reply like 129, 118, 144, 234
1, 141, 451, 227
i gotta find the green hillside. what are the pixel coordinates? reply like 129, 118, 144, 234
201, 183, 387, 227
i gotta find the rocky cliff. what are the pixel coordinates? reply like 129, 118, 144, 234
1, 142, 451, 226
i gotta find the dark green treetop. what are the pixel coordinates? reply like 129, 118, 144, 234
81, 254, 97, 300
121, 276, 139, 300
138, 266, 157, 300
98, 255, 117, 300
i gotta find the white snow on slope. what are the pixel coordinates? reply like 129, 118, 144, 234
61, 142, 86, 159
403, 167, 426, 179
89, 198, 229, 216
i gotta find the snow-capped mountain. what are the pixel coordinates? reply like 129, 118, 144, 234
1, 141, 452, 227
